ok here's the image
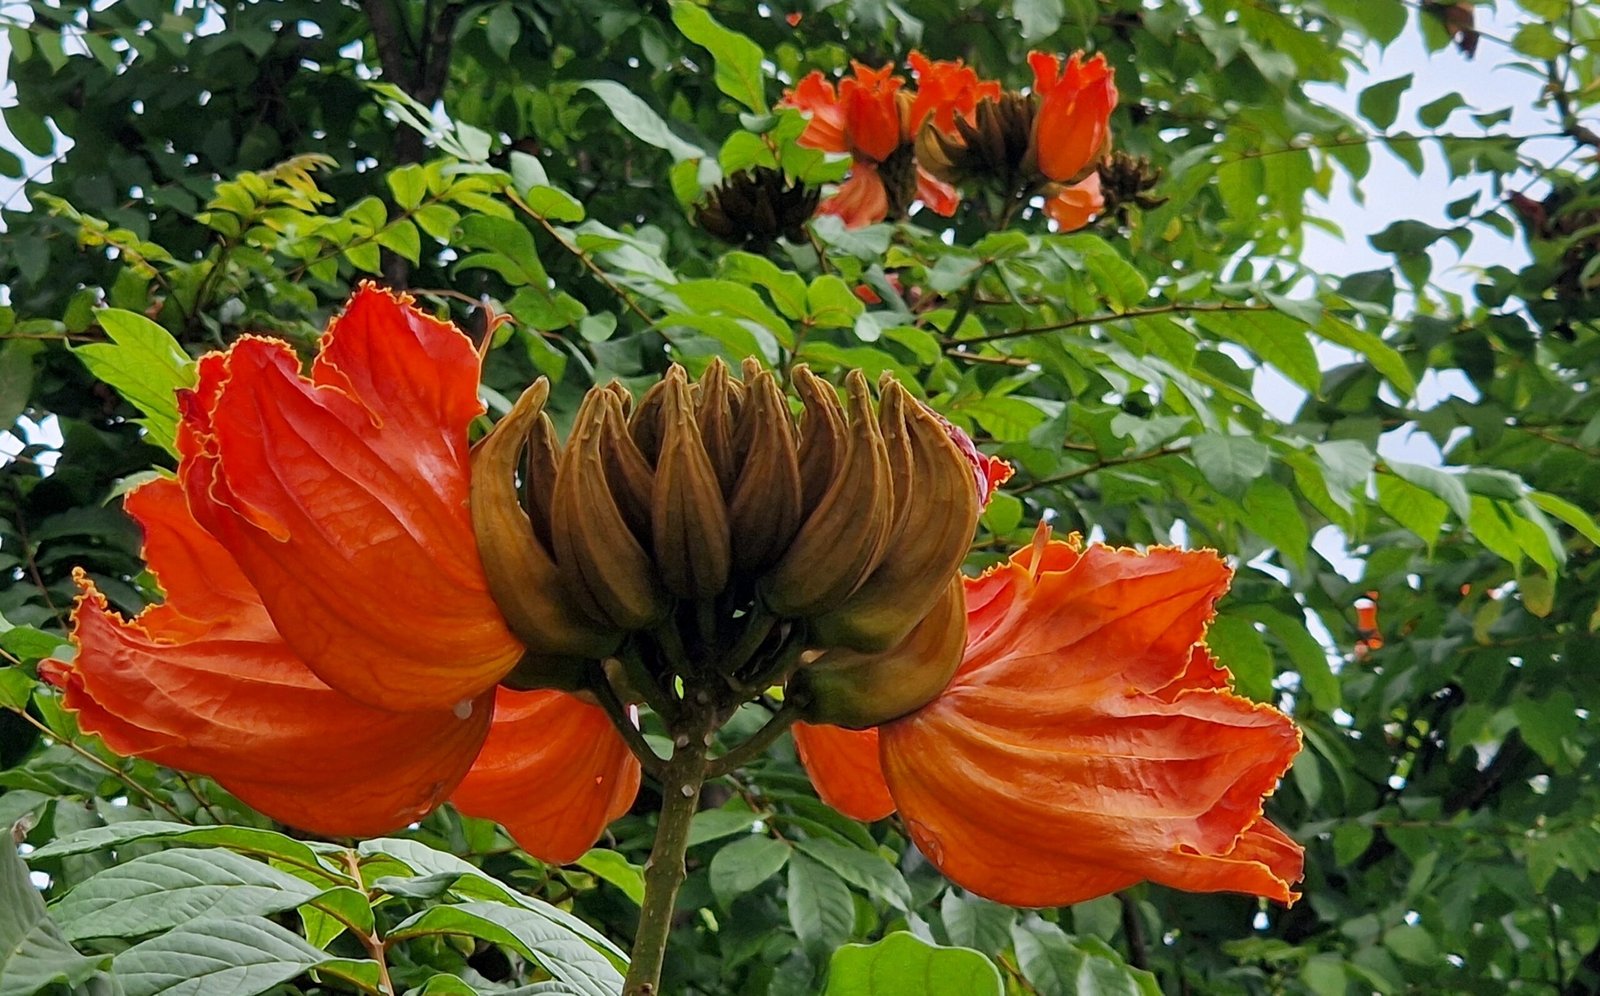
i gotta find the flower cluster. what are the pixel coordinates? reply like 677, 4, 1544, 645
48, 286, 1302, 910
774, 49, 1118, 229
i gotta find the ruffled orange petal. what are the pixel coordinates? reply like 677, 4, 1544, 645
451, 689, 642, 865
1032, 51, 1117, 182
818, 168, 890, 228
906, 52, 1002, 134
837, 62, 903, 162
1043, 173, 1103, 232
785, 71, 849, 154
879, 537, 1302, 908
178, 286, 522, 712
793, 722, 895, 821
43, 479, 493, 837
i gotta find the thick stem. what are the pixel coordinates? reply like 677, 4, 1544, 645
623, 710, 716, 995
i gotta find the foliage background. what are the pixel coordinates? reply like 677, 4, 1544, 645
1, 0, 1598, 993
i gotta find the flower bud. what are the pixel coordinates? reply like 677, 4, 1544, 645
794, 577, 967, 728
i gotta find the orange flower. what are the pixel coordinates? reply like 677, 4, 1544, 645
793, 530, 1303, 908
43, 285, 638, 863
1042, 172, 1105, 232
783, 54, 998, 226
1029, 51, 1117, 184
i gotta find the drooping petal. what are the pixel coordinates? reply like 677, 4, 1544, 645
1042, 173, 1104, 232
43, 479, 493, 837
794, 722, 896, 822
818, 168, 891, 228
178, 287, 523, 712
913, 167, 960, 216
451, 689, 642, 865
879, 537, 1302, 908
1031, 51, 1117, 182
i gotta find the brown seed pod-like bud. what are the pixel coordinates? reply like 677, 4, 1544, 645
652, 367, 732, 599
794, 576, 967, 729
470, 380, 621, 687
761, 371, 894, 618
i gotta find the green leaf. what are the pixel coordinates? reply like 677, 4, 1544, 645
50, 849, 324, 943
1, 839, 109, 996
1417, 93, 1467, 129
808, 275, 865, 329
1206, 615, 1274, 701
670, 2, 767, 113
1357, 74, 1411, 130
720, 252, 807, 319
1385, 461, 1470, 521
581, 81, 707, 162
75, 310, 197, 457
574, 849, 644, 906
1197, 310, 1320, 393
1010, 920, 1161, 996
786, 853, 854, 958
793, 839, 912, 911
29, 822, 340, 880
823, 933, 1002, 996
387, 902, 624, 996
0, 339, 38, 430
1243, 478, 1310, 571
112, 916, 332, 996
356, 839, 623, 964
1191, 434, 1271, 500
1513, 692, 1578, 767
1530, 491, 1600, 546
1376, 473, 1448, 547
524, 186, 586, 223
457, 216, 549, 288
709, 836, 790, 908
1313, 315, 1417, 398
386, 163, 428, 210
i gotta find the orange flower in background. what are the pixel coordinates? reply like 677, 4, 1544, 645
1029, 51, 1117, 184
793, 530, 1303, 908
44, 285, 639, 863
784, 54, 999, 226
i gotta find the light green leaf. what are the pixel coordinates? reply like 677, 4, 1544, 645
1386, 461, 1470, 521
1530, 491, 1600, 546
75, 311, 197, 457
575, 850, 644, 907
581, 81, 707, 162
670, 2, 768, 113
823, 933, 1001, 996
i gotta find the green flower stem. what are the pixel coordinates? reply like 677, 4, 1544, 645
623, 706, 717, 996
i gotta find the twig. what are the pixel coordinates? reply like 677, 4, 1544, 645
706, 697, 804, 779
1014, 444, 1191, 493
594, 667, 666, 780
3, 704, 189, 822
945, 301, 1270, 348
